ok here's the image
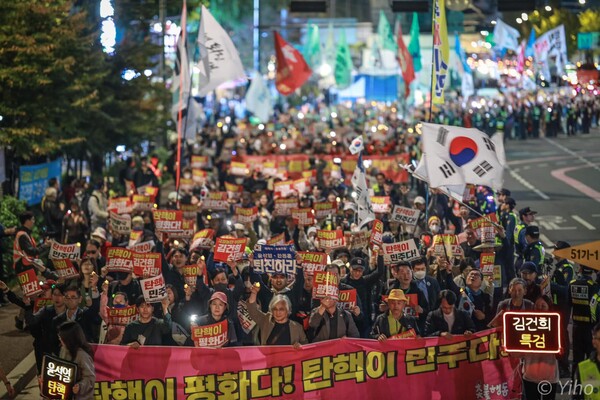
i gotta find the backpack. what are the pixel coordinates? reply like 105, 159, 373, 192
81, 192, 99, 223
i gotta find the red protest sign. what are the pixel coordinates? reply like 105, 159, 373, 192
108, 197, 132, 214
267, 233, 285, 246
480, 253, 496, 275
389, 329, 417, 340
152, 210, 184, 233
503, 312, 562, 354
34, 297, 53, 313
273, 180, 294, 199
316, 230, 345, 252
370, 196, 391, 213
132, 194, 155, 212
106, 247, 133, 273
180, 203, 199, 220
192, 168, 207, 184
298, 251, 327, 274
191, 229, 215, 250
229, 162, 250, 177
345, 230, 371, 250
181, 264, 207, 287
106, 305, 139, 326
17, 268, 43, 297
191, 155, 211, 169
313, 201, 337, 220
371, 219, 384, 248
132, 252, 161, 278
164, 218, 194, 240
191, 320, 229, 348
234, 207, 258, 224
292, 178, 310, 195
291, 208, 315, 226
312, 271, 339, 300
52, 259, 79, 279
273, 198, 298, 217
338, 289, 357, 310
214, 237, 248, 263
202, 192, 229, 211
128, 240, 155, 253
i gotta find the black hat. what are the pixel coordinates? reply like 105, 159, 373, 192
519, 207, 538, 216
525, 225, 540, 237
554, 241, 571, 250
349, 258, 366, 270
498, 188, 511, 196
504, 197, 516, 207
521, 262, 538, 274
334, 248, 351, 259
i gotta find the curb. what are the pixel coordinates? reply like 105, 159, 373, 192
0, 351, 36, 399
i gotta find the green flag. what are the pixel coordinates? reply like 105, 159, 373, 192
334, 30, 353, 89
408, 12, 422, 72
377, 10, 397, 52
304, 24, 322, 69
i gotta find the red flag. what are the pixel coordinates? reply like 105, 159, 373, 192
396, 21, 415, 97
274, 31, 312, 95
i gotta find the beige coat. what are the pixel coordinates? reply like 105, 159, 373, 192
246, 301, 308, 345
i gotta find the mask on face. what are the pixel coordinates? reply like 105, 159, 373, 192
414, 270, 426, 280
213, 283, 227, 292
430, 224, 440, 233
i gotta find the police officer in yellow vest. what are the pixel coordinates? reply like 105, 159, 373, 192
574, 323, 600, 400
570, 265, 600, 378
523, 225, 545, 270
514, 207, 537, 271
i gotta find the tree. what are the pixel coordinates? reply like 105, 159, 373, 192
0, 1, 108, 159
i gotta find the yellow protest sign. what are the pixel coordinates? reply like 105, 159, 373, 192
553, 240, 600, 270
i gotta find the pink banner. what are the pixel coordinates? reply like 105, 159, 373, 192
93, 329, 520, 399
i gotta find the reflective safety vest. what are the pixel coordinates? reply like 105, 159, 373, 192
578, 358, 600, 400
12, 230, 37, 269
570, 277, 598, 324
514, 223, 526, 254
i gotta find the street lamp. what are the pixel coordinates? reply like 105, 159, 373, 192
545, 5, 552, 11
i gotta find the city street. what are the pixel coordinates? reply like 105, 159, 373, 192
504, 130, 600, 247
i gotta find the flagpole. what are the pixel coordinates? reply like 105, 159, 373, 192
175, 1, 188, 194
428, 0, 437, 124
176, 76, 195, 201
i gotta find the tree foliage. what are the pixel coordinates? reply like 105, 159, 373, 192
0, 0, 170, 173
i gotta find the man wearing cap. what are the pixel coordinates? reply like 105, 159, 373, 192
499, 197, 518, 246
569, 264, 600, 375
425, 290, 475, 338
371, 289, 420, 340
233, 222, 258, 248
514, 207, 537, 266
523, 225, 545, 270
412, 196, 427, 236
520, 262, 542, 304
496, 188, 511, 207
341, 252, 385, 337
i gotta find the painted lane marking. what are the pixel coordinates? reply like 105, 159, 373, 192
508, 169, 550, 200
572, 215, 596, 230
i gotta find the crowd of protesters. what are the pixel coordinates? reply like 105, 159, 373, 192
0, 96, 599, 399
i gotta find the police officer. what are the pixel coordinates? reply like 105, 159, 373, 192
574, 323, 600, 400
523, 225, 544, 270
500, 197, 518, 246
569, 264, 600, 377
550, 241, 575, 377
514, 207, 537, 271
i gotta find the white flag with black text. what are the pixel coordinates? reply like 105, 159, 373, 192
197, 5, 247, 96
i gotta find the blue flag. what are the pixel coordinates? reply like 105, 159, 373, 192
454, 33, 471, 74
525, 29, 536, 58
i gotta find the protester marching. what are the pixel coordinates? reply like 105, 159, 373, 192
1, 1, 600, 400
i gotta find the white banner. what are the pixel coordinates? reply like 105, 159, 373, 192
140, 273, 167, 303
382, 239, 420, 265
390, 206, 421, 226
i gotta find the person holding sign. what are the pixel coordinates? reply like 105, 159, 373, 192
193, 291, 237, 347
425, 290, 475, 338
309, 296, 359, 343
246, 284, 308, 346
371, 289, 420, 341
57, 321, 95, 399
120, 295, 171, 348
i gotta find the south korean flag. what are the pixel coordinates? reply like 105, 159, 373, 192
348, 135, 364, 155
421, 122, 506, 190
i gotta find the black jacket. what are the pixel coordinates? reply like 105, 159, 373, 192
425, 308, 476, 337
370, 311, 420, 338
